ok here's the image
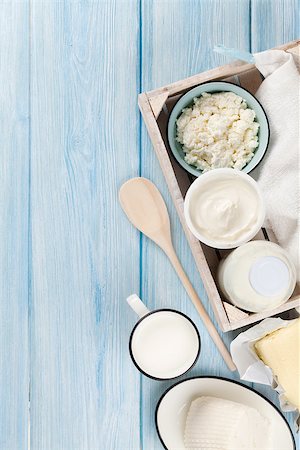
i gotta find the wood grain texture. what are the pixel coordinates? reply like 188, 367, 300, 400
140, 1, 252, 448
251, 0, 300, 52
0, 1, 298, 449
29, 2, 140, 449
0, 4, 29, 450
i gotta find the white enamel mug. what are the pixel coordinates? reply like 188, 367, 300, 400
127, 294, 201, 380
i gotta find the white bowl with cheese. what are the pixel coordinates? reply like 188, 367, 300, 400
184, 168, 265, 249
155, 376, 295, 450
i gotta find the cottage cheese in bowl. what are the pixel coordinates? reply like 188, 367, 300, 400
184, 169, 265, 249
176, 91, 259, 172
167, 81, 270, 177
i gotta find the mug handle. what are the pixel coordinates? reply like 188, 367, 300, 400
127, 294, 150, 318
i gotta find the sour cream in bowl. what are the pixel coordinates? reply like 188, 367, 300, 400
184, 168, 265, 249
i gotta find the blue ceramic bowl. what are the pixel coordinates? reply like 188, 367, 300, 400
167, 81, 270, 177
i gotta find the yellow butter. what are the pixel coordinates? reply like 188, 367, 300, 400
255, 318, 300, 410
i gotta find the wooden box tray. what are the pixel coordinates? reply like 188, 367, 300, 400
138, 39, 300, 332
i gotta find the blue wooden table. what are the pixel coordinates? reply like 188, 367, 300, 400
0, 1, 298, 449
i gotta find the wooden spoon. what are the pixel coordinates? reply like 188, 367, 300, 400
119, 177, 236, 372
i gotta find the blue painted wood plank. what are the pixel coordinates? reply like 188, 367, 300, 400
29, 2, 140, 449
251, 0, 299, 52
140, 1, 251, 448
0, 4, 29, 450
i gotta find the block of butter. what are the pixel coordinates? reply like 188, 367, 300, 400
255, 318, 300, 410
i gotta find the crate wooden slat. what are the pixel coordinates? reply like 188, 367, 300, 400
138, 39, 300, 332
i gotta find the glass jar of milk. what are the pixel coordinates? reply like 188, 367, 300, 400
217, 241, 296, 313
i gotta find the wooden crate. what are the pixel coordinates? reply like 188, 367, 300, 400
138, 39, 300, 332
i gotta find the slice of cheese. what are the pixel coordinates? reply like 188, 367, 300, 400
255, 318, 300, 410
184, 396, 270, 450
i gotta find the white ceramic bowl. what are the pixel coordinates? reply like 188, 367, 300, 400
184, 168, 266, 249
155, 377, 295, 450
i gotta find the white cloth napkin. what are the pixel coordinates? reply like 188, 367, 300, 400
253, 49, 300, 279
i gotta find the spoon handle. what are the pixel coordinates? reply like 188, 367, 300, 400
165, 245, 236, 372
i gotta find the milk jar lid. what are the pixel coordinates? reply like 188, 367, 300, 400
249, 256, 290, 297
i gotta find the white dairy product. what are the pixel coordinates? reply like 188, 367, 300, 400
218, 241, 296, 312
184, 396, 270, 450
184, 169, 265, 249
176, 91, 259, 172
131, 311, 199, 379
